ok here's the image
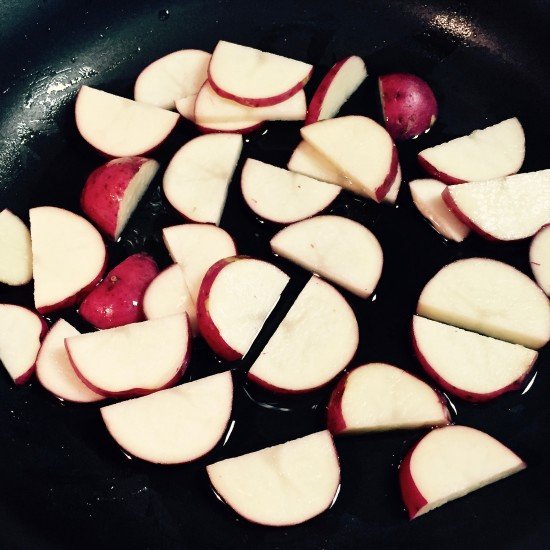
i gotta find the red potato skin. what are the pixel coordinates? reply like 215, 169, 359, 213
195, 120, 265, 135
411, 321, 537, 402
399, 440, 429, 520
196, 257, 245, 361
65, 314, 192, 398
78, 253, 159, 329
379, 73, 438, 141
36, 254, 108, 315
12, 313, 49, 385
14, 368, 36, 386
326, 373, 348, 434
207, 67, 313, 108
305, 57, 353, 125
81, 157, 153, 239
375, 145, 399, 202
417, 154, 466, 185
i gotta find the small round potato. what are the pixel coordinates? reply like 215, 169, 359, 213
379, 73, 438, 140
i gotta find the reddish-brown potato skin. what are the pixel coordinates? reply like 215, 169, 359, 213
379, 73, 438, 141
14, 368, 36, 385
417, 155, 466, 185
12, 312, 49, 385
196, 256, 247, 362
207, 68, 312, 108
411, 320, 536, 402
79, 253, 159, 329
36, 254, 108, 315
80, 157, 151, 239
375, 145, 400, 202
326, 373, 349, 434
65, 314, 192, 398
399, 440, 428, 520
305, 57, 351, 125
195, 121, 265, 135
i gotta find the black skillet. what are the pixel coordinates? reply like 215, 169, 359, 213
1, 0, 549, 548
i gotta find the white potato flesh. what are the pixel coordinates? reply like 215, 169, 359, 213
241, 159, 341, 224
0, 209, 32, 285
530, 226, 550, 295
163, 224, 236, 302
271, 215, 383, 298
143, 264, 197, 334
208, 41, 312, 103
207, 259, 289, 356
419, 118, 525, 182
300, 116, 394, 200
101, 371, 232, 464
163, 134, 243, 225
207, 431, 340, 526
75, 86, 179, 157
417, 258, 550, 349
36, 319, 103, 402
341, 363, 448, 432
134, 49, 211, 110
288, 140, 348, 187
413, 316, 537, 396
409, 178, 470, 242
249, 277, 358, 392
0, 304, 43, 382
195, 82, 306, 123
409, 426, 525, 517
312, 56, 367, 121
445, 170, 550, 240
30, 207, 106, 311
114, 159, 159, 239
66, 314, 189, 394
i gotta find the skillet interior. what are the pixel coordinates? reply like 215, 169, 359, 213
0, 1, 549, 548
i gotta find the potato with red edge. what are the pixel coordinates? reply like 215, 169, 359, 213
378, 73, 438, 141
75, 86, 179, 157
399, 426, 525, 519
197, 256, 289, 361
80, 157, 159, 241
0, 304, 48, 385
79, 253, 159, 329
30, 207, 107, 314
0, 209, 32, 286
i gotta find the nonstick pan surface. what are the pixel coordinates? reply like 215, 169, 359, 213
0, 1, 549, 548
